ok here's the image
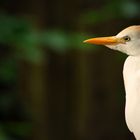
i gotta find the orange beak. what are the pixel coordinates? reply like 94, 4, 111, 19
83, 36, 124, 45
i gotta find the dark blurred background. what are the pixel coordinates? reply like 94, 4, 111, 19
0, 0, 139, 140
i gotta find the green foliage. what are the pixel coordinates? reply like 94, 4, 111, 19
0, 1, 139, 62
0, 14, 100, 140
0, 59, 17, 83
4, 122, 31, 137
42, 30, 69, 52
42, 30, 98, 52
121, 0, 140, 18
0, 14, 30, 44
80, 0, 140, 25
15, 31, 44, 63
0, 14, 97, 63
0, 128, 9, 140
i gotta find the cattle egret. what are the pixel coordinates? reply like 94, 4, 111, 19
84, 25, 140, 140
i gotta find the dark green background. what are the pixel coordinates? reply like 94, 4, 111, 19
0, 0, 139, 140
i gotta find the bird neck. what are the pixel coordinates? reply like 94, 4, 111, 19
124, 55, 140, 74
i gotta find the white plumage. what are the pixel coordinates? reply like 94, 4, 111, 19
84, 25, 140, 140
123, 55, 140, 139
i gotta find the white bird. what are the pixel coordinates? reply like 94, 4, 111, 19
84, 25, 140, 140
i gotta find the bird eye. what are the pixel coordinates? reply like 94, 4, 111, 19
123, 36, 131, 42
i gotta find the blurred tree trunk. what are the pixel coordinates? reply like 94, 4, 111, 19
74, 51, 92, 139
19, 0, 48, 140
27, 2, 48, 140
29, 62, 47, 140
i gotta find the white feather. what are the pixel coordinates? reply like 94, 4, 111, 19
123, 55, 140, 140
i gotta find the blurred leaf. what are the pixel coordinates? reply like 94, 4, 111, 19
0, 59, 17, 83
42, 30, 69, 52
0, 93, 15, 113
80, 1, 122, 25
0, 127, 9, 140
121, 1, 140, 18
0, 14, 31, 44
0, 14, 100, 61
42, 30, 100, 52
0, 14, 43, 63
80, 0, 140, 25
4, 122, 31, 137
15, 31, 44, 63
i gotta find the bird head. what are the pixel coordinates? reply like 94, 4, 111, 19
84, 25, 140, 56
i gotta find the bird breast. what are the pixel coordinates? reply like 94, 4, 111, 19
123, 55, 140, 139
